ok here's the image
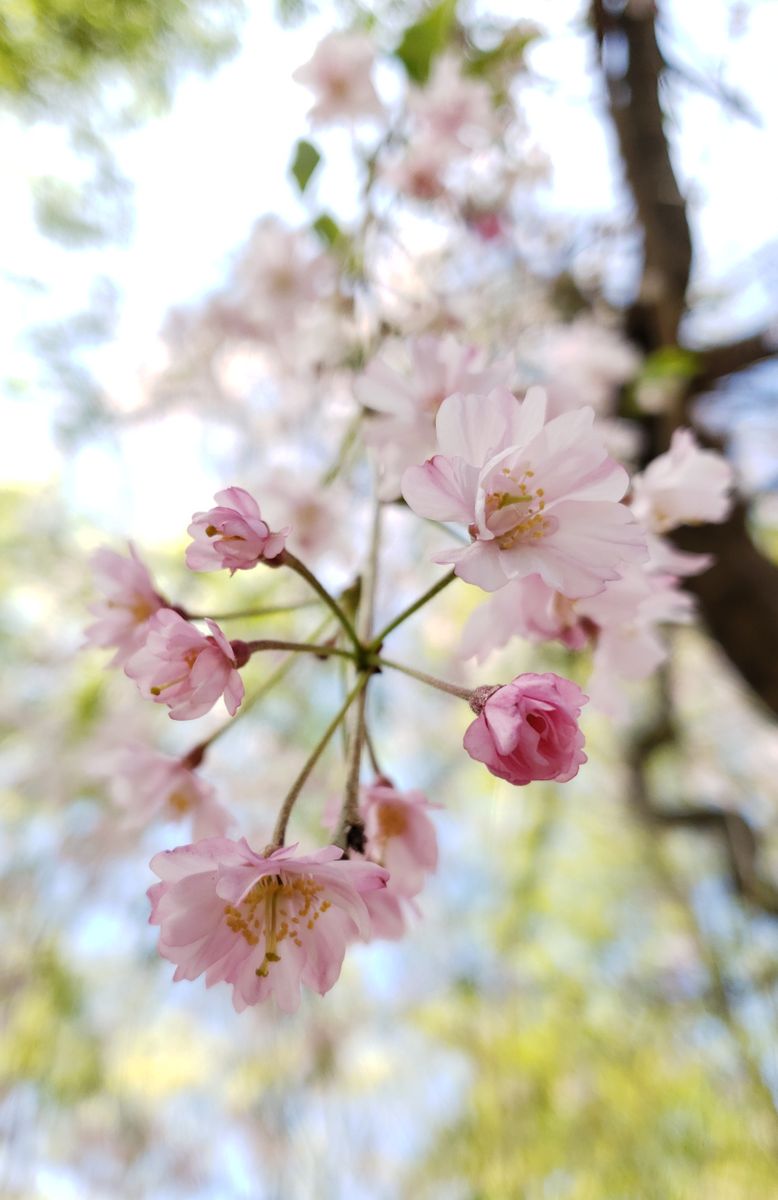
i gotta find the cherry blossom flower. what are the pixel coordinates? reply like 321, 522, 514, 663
362, 887, 420, 941
460, 565, 695, 717
630, 429, 734, 533
260, 470, 353, 568
460, 575, 591, 664
231, 217, 336, 333
148, 838, 388, 1012
380, 135, 451, 203
578, 568, 695, 716
84, 543, 166, 667
356, 336, 513, 500
360, 779, 438, 898
408, 54, 497, 149
292, 31, 384, 126
402, 388, 646, 596
107, 745, 231, 839
186, 486, 288, 574
519, 319, 641, 417
464, 672, 587, 786
124, 610, 244, 721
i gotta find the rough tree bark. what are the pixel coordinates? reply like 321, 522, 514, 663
591, 0, 778, 721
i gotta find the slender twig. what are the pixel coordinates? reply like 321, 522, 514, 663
337, 495, 383, 848
368, 569, 456, 650
181, 617, 333, 767
362, 495, 382, 640
280, 550, 361, 651
244, 639, 355, 663
336, 685, 369, 850
184, 600, 321, 621
376, 655, 474, 702
271, 675, 369, 848
364, 724, 383, 778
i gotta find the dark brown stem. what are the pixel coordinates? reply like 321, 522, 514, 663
243, 638, 355, 663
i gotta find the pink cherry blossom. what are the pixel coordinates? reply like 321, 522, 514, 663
124, 610, 244, 721
408, 54, 497, 149
230, 217, 337, 333
186, 487, 288, 574
356, 336, 513, 500
578, 568, 695, 716
292, 32, 384, 126
460, 575, 591, 664
380, 134, 453, 204
84, 543, 166, 667
362, 887, 420, 941
402, 388, 646, 597
360, 780, 438, 898
460, 561, 696, 717
463, 672, 588, 786
108, 745, 231, 839
520, 319, 641, 418
630, 428, 734, 533
148, 838, 388, 1012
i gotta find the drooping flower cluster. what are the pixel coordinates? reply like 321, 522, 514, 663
85, 20, 739, 1014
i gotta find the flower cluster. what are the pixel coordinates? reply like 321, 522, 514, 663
86, 23, 737, 1014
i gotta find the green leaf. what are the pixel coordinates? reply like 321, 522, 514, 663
465, 24, 541, 79
394, 0, 457, 84
312, 213, 342, 247
290, 138, 321, 193
640, 347, 699, 381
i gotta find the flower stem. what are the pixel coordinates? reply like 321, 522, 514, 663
364, 724, 383, 777
184, 600, 321, 621
280, 550, 362, 652
336, 684, 369, 851
336, 494, 383, 849
244, 639, 355, 663
368, 569, 456, 650
181, 616, 333, 767
271, 674, 370, 848
375, 655, 474, 701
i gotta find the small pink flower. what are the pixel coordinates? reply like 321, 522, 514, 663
402, 388, 646, 598
630, 429, 734, 533
186, 487, 288, 574
357, 335, 513, 500
292, 32, 384, 126
362, 887, 419, 941
460, 575, 591, 664
124, 609, 244, 721
84, 543, 165, 667
148, 838, 388, 1012
360, 780, 438, 898
463, 672, 588, 786
108, 745, 231, 838
408, 54, 497, 150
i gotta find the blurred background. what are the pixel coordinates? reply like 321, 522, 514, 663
3, 1, 778, 1196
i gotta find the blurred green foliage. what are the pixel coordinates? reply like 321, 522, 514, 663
0, 944, 102, 1104
394, 0, 456, 82
0, 0, 244, 110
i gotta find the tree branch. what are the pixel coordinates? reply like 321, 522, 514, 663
592, 0, 692, 347
674, 506, 778, 720
691, 328, 778, 388
627, 718, 778, 915
592, 1, 778, 717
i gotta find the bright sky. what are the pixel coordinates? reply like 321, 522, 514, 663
2, 0, 777, 534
